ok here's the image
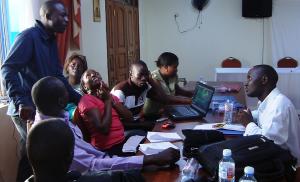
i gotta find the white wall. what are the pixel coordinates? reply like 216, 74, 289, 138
81, 0, 108, 82
79, 0, 274, 82
271, 0, 300, 64
139, 0, 272, 81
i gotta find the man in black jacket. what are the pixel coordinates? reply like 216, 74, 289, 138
1, 1, 81, 180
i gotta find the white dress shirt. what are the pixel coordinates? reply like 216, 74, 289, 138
244, 88, 300, 167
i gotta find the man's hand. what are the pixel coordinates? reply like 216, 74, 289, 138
143, 148, 180, 166
235, 108, 253, 127
19, 105, 35, 121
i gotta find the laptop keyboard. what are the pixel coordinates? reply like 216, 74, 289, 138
174, 106, 198, 116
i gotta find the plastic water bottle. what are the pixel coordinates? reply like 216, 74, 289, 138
181, 158, 199, 182
219, 149, 235, 182
224, 100, 233, 124
198, 76, 207, 84
239, 166, 257, 182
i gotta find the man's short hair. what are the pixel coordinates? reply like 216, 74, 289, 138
155, 52, 179, 67
40, 0, 64, 17
27, 118, 74, 176
31, 76, 66, 113
253, 64, 278, 86
130, 60, 148, 73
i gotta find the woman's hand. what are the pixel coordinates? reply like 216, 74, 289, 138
96, 81, 111, 101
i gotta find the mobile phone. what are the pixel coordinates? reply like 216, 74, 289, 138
156, 117, 168, 122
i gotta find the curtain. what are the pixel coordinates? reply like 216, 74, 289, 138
57, 0, 81, 65
271, 0, 300, 66
57, 0, 72, 65
0, 0, 10, 96
0, 0, 10, 63
73, 0, 81, 49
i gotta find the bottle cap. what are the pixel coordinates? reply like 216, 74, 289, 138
223, 149, 232, 157
244, 166, 254, 174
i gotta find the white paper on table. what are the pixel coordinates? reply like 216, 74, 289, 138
193, 123, 222, 130
147, 132, 182, 143
222, 124, 245, 131
139, 142, 179, 155
122, 135, 145, 153
193, 123, 245, 131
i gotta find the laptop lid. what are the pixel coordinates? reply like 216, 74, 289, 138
190, 82, 215, 117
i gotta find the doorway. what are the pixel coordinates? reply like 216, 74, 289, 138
106, 0, 140, 87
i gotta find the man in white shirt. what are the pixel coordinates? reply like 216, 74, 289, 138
236, 64, 300, 181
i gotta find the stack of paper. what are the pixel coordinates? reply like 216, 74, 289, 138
193, 123, 245, 135
193, 123, 218, 130
122, 135, 145, 153
147, 132, 182, 143
139, 142, 179, 155
222, 124, 245, 131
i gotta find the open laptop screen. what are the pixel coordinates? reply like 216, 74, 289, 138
191, 82, 215, 115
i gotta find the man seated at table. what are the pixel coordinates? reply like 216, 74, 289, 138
31, 76, 180, 173
26, 118, 144, 182
111, 61, 192, 120
236, 64, 300, 178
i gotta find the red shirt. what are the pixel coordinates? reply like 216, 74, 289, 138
78, 94, 125, 150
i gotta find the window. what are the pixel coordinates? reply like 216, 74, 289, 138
8, 0, 34, 45
0, 0, 34, 96
0, 0, 9, 96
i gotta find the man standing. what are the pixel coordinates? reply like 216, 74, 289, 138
236, 64, 300, 181
1, 1, 81, 181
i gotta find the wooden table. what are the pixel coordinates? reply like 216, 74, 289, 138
141, 81, 247, 182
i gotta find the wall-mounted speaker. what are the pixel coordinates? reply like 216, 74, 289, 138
242, 0, 272, 18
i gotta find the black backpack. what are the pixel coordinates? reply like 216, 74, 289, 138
196, 135, 297, 182
182, 129, 225, 158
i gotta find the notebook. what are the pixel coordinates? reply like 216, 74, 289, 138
147, 132, 182, 143
167, 82, 215, 120
139, 142, 179, 155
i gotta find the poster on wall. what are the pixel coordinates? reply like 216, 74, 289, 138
93, 0, 101, 22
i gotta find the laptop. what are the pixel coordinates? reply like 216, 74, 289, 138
167, 82, 215, 120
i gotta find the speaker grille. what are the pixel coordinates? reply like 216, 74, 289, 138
242, 0, 272, 18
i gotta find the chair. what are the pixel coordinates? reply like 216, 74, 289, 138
277, 57, 298, 68
221, 57, 242, 68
